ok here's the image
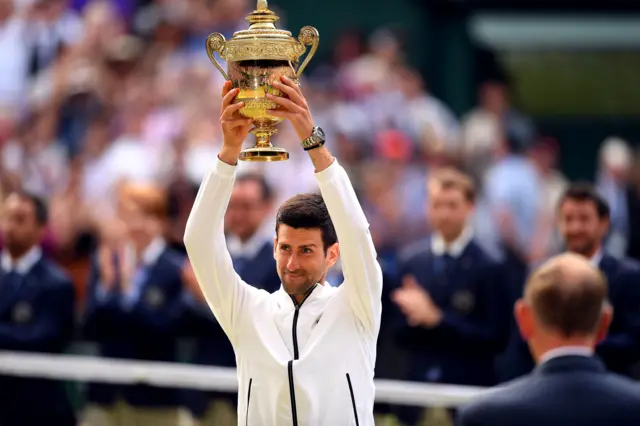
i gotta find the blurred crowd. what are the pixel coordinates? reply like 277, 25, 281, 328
1, 0, 640, 426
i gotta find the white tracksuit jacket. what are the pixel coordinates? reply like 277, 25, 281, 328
184, 158, 383, 426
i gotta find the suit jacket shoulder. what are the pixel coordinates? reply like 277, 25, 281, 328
466, 239, 502, 267
458, 374, 530, 419
397, 237, 431, 265
158, 247, 186, 270
32, 258, 74, 290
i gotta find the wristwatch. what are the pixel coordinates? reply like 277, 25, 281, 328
301, 126, 326, 151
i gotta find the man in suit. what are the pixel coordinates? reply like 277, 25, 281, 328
392, 168, 510, 426
557, 183, 640, 376
0, 191, 76, 426
82, 183, 187, 426
457, 253, 640, 426
182, 172, 281, 426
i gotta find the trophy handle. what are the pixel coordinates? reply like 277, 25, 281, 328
295, 26, 320, 78
206, 33, 230, 80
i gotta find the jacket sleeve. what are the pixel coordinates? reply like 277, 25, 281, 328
82, 257, 124, 340
184, 158, 264, 345
315, 159, 383, 333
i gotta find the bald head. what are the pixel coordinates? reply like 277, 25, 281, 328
524, 253, 608, 338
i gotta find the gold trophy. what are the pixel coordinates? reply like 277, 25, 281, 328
206, 0, 319, 161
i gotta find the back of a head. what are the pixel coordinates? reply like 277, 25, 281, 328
525, 253, 608, 338
275, 193, 337, 250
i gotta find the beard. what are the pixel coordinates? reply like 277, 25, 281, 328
566, 237, 598, 257
280, 270, 320, 296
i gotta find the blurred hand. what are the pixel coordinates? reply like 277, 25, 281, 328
267, 76, 314, 142
97, 245, 117, 290
392, 275, 443, 327
219, 81, 252, 165
182, 261, 205, 301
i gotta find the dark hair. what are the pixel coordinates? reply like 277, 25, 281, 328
428, 167, 476, 203
13, 190, 48, 226
526, 255, 608, 337
275, 193, 337, 251
236, 173, 273, 202
558, 182, 610, 219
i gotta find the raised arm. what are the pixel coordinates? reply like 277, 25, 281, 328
183, 82, 260, 344
267, 76, 383, 333
315, 158, 383, 331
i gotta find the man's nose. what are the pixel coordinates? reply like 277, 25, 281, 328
287, 254, 299, 271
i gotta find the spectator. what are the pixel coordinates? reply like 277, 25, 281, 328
82, 183, 188, 426
0, 190, 76, 426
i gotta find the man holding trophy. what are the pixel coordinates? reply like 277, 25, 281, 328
184, 73, 383, 426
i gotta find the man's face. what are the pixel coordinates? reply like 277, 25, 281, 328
226, 180, 269, 241
428, 184, 472, 240
1, 194, 43, 256
274, 225, 338, 296
120, 202, 160, 247
557, 199, 608, 256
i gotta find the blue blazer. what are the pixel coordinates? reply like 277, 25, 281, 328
394, 238, 510, 387
596, 254, 640, 376
457, 355, 640, 426
82, 247, 186, 408
0, 258, 76, 426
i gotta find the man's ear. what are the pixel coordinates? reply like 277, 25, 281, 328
596, 303, 613, 344
514, 299, 534, 341
273, 236, 278, 260
326, 243, 340, 268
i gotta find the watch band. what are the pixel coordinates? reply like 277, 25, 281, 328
301, 126, 325, 151
303, 140, 325, 151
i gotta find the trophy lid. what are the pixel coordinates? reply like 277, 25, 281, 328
223, 0, 306, 62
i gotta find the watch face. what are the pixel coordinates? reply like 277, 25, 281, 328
314, 126, 325, 140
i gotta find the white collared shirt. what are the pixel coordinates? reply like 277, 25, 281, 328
539, 346, 594, 365
1, 246, 43, 274
227, 226, 273, 260
431, 226, 473, 257
140, 237, 166, 266
589, 249, 603, 267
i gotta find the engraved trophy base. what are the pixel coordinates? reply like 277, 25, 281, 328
239, 126, 290, 162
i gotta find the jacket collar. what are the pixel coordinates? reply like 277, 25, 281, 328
535, 354, 606, 376
431, 226, 473, 258
275, 281, 335, 309
1, 245, 42, 274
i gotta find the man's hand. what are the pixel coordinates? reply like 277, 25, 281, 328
219, 81, 253, 165
266, 76, 314, 141
182, 260, 205, 301
392, 275, 443, 328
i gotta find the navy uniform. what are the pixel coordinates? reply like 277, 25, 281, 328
457, 353, 640, 426
183, 231, 280, 426
595, 253, 640, 376
394, 230, 510, 425
0, 246, 76, 426
82, 238, 186, 426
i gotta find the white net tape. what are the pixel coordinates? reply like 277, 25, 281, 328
0, 351, 488, 407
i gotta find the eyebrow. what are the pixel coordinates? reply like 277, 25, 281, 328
279, 243, 317, 248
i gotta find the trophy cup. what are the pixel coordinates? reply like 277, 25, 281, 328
206, 0, 319, 161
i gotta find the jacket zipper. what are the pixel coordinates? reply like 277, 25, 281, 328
246, 378, 252, 426
287, 285, 317, 426
346, 373, 360, 426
